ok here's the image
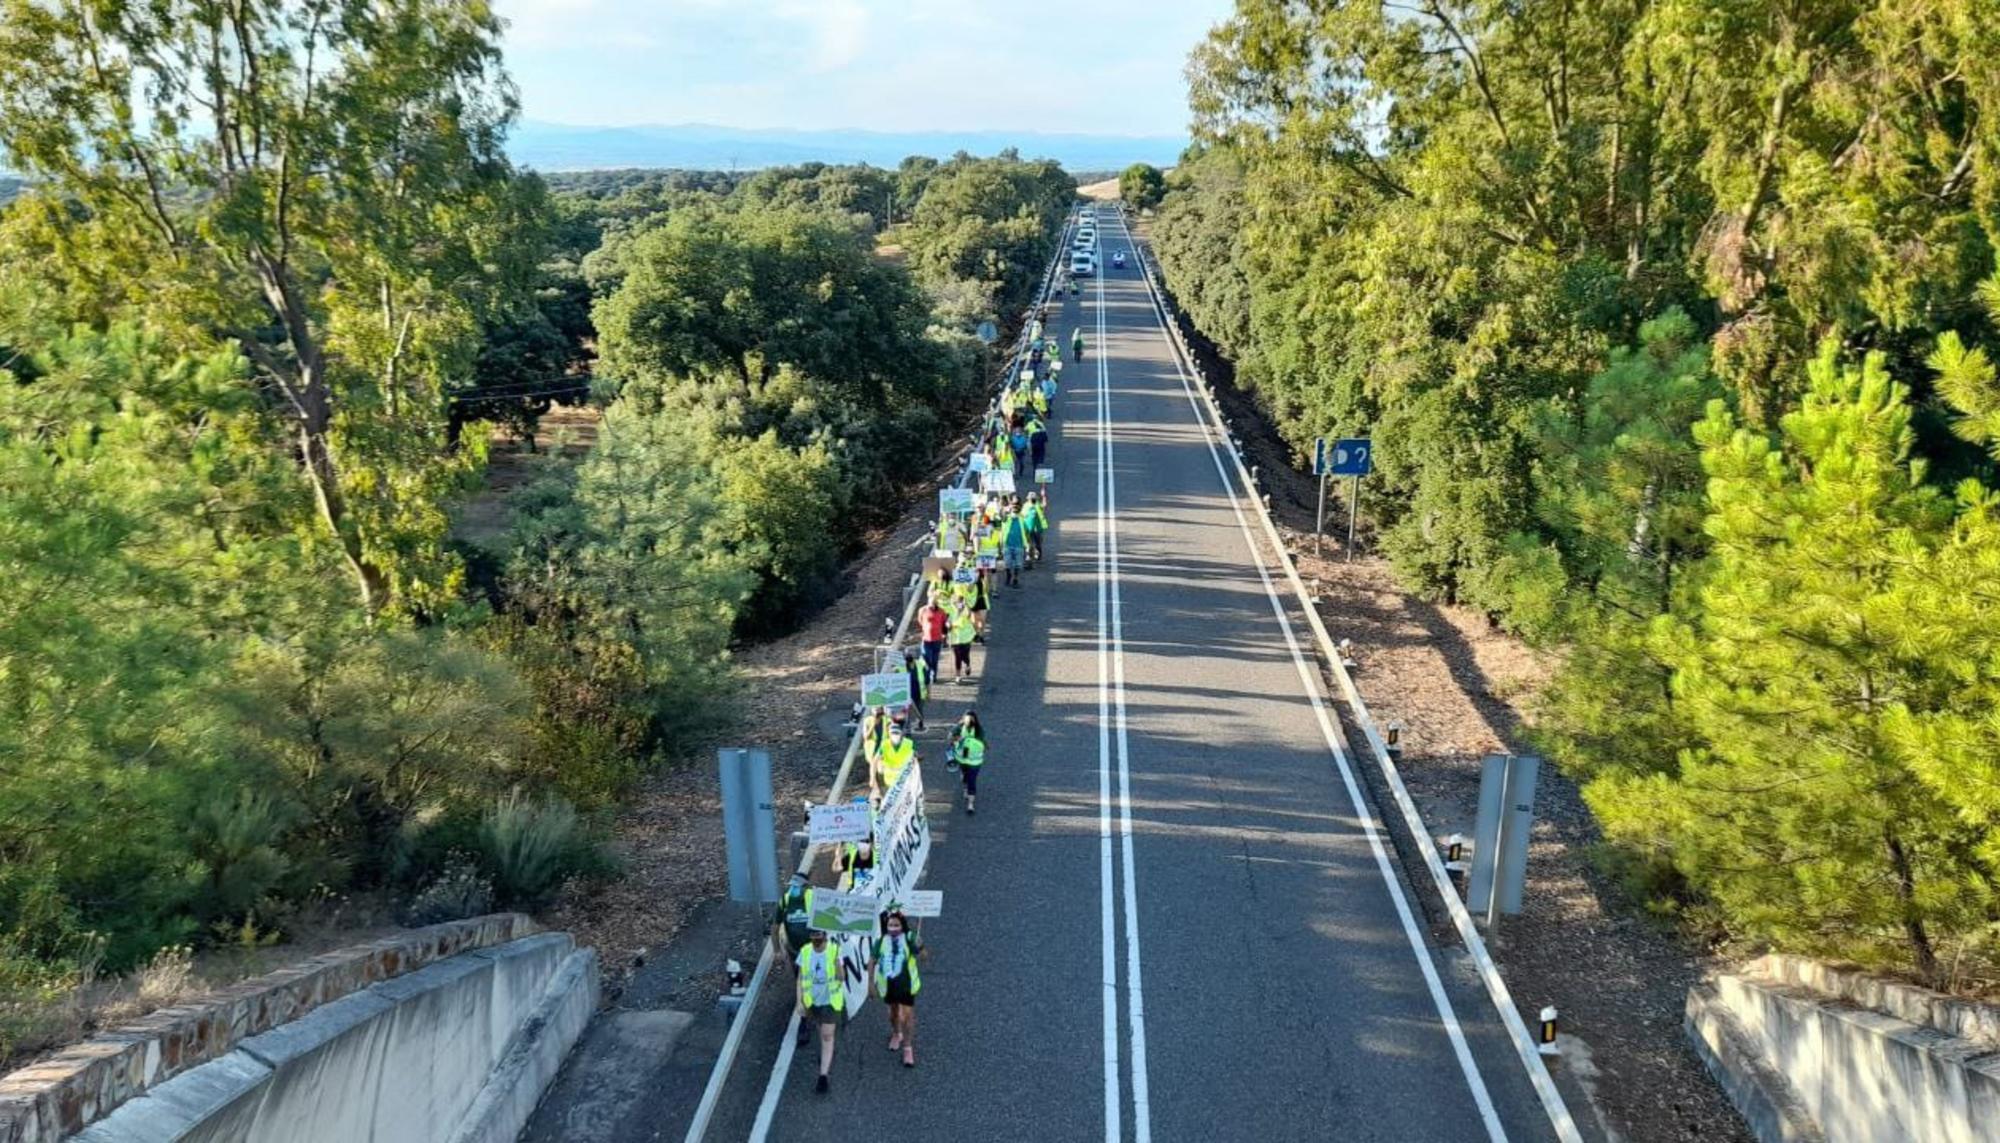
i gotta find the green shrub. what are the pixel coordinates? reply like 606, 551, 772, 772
474, 793, 607, 910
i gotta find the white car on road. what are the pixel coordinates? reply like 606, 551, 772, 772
1071, 251, 1095, 276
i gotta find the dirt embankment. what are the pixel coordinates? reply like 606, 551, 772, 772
1146, 228, 1750, 1143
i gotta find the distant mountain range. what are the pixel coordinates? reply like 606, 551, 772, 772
506, 121, 1187, 173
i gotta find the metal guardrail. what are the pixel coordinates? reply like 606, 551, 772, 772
681, 217, 1078, 1143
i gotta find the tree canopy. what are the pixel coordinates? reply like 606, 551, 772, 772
1169, 0, 2000, 985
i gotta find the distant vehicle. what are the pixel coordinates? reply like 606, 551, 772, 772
1112, 251, 1126, 270
1073, 230, 1096, 251
1070, 251, 1095, 276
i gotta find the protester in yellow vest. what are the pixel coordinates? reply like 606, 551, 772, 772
873, 720, 917, 793
796, 930, 845, 1093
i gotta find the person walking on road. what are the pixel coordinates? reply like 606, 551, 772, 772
903, 645, 931, 731
796, 930, 846, 1093
873, 719, 917, 794
1025, 492, 1048, 564
1071, 326, 1084, 363
947, 596, 976, 684
1001, 502, 1029, 588
916, 598, 946, 680
773, 873, 816, 1047
871, 910, 924, 1068
949, 710, 986, 814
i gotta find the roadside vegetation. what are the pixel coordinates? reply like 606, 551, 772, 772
0, 1, 1070, 1061
1162, 0, 2000, 991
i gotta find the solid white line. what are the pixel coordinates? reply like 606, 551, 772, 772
747, 1010, 796, 1140
1108, 212, 1509, 1142
1095, 270, 1123, 1143
1099, 262, 1153, 1142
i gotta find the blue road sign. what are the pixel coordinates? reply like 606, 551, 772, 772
1312, 437, 1328, 476
1329, 438, 1373, 477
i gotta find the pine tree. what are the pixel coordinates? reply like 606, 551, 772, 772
1614, 344, 1996, 982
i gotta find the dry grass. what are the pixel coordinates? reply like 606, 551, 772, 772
1076, 177, 1122, 201
1, 899, 404, 1075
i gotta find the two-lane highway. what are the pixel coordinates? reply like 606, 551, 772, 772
709, 209, 1564, 1142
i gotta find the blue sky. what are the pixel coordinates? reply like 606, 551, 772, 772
492, 0, 1233, 136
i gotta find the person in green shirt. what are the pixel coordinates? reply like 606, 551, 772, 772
1025, 493, 1049, 564
1071, 327, 1084, 362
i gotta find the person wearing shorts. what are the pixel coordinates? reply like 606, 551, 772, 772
796, 930, 846, 1092
871, 910, 924, 1068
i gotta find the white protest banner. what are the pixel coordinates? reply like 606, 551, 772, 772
835, 931, 873, 1015
939, 488, 976, 516
951, 567, 978, 585
807, 889, 880, 936
807, 802, 872, 845
1035, 467, 1054, 484
860, 672, 911, 710
983, 469, 1016, 495
897, 889, 942, 918
872, 763, 931, 906
968, 453, 990, 474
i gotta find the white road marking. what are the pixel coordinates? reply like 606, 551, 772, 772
1107, 210, 1509, 1143
1096, 267, 1123, 1143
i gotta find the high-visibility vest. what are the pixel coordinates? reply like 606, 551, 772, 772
1003, 515, 1028, 548
873, 934, 921, 995
909, 656, 931, 699
797, 944, 846, 1011
957, 735, 986, 768
1027, 502, 1048, 531
994, 437, 1014, 466
948, 605, 976, 644
879, 737, 916, 787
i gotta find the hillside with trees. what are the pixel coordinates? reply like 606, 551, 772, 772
1164, 0, 2000, 989
0, 1, 1069, 1060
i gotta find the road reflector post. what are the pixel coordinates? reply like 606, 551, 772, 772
719, 959, 749, 1022
1337, 637, 1357, 669
1385, 721, 1403, 756
1538, 1006, 1562, 1057
1444, 832, 1469, 890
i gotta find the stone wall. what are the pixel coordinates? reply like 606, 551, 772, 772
0, 914, 538, 1143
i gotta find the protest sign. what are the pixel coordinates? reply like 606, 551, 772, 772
860, 672, 911, 709
951, 567, 978, 585
807, 802, 873, 845
1035, 468, 1054, 484
968, 453, 990, 474
808, 889, 881, 936
976, 555, 998, 570
939, 488, 976, 516
835, 932, 873, 1015
898, 890, 942, 918
983, 469, 1016, 495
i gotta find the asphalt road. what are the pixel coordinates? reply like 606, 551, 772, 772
705, 211, 1563, 1143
